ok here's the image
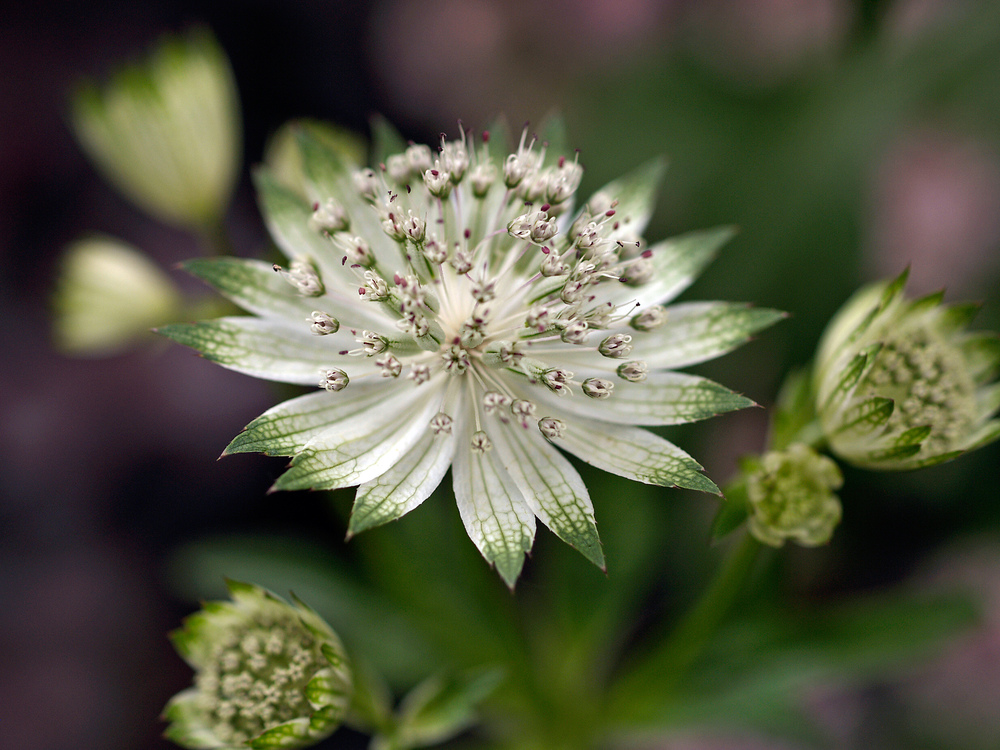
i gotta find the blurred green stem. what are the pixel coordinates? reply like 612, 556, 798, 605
612, 531, 761, 718
654, 532, 761, 695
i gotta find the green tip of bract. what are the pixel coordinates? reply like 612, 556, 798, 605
70, 27, 241, 229
163, 581, 352, 749
746, 443, 843, 547
814, 273, 1000, 470
52, 237, 182, 356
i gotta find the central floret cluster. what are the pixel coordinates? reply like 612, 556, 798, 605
279, 129, 671, 455
163, 119, 781, 586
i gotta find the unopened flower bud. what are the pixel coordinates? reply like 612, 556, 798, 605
163, 580, 351, 749
746, 444, 843, 547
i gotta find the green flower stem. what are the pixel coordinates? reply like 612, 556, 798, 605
611, 531, 762, 721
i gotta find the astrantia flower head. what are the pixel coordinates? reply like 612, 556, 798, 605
814, 270, 1000, 470
164, 580, 351, 749
161, 119, 782, 586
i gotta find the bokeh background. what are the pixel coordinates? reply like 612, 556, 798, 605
3, 1, 1000, 749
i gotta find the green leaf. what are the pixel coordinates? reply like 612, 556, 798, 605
960, 332, 1000, 384
394, 668, 504, 748
769, 368, 819, 451
640, 302, 786, 369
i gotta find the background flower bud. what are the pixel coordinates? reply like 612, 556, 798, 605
814, 271, 1000, 470
746, 443, 843, 547
163, 580, 352, 749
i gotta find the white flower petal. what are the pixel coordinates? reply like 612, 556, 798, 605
638, 302, 785, 369
452, 414, 535, 588
183, 257, 392, 331
273, 385, 442, 491
349, 420, 457, 536
602, 227, 735, 309
225, 379, 401, 456
512, 370, 754, 426
550, 419, 719, 493
488, 421, 603, 569
158, 316, 375, 385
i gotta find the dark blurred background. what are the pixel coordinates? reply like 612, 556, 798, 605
3, 1, 1000, 749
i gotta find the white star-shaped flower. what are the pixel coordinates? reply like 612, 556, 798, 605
161, 120, 782, 587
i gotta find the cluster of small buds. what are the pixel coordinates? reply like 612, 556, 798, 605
163, 581, 351, 750
746, 444, 843, 547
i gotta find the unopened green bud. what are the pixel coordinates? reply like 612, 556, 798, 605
814, 271, 1000, 470
71, 29, 241, 229
746, 443, 843, 547
163, 580, 352, 749
52, 237, 182, 356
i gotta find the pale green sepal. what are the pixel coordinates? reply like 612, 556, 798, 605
938, 301, 981, 333
248, 718, 310, 749
264, 118, 366, 198
536, 115, 569, 166
182, 257, 318, 320
71, 29, 241, 229
829, 396, 894, 437
586, 157, 666, 243
294, 127, 357, 202
639, 302, 786, 369
975, 381, 1000, 420
349, 426, 457, 536
452, 418, 535, 589
53, 237, 183, 356
157, 317, 363, 386
612, 226, 736, 309
893, 424, 932, 448
820, 343, 883, 412
960, 333, 1000, 384
552, 419, 719, 494
303, 670, 351, 709
965, 419, 1000, 451
865, 444, 922, 464
162, 689, 224, 749
253, 169, 357, 290
272, 388, 439, 492
225, 383, 397, 456
490, 422, 604, 570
